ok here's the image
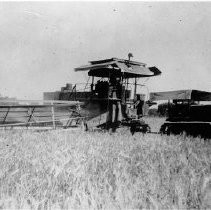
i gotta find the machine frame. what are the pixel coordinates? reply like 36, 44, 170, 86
74, 57, 161, 130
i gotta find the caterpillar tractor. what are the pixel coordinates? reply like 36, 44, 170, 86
44, 56, 161, 132
150, 89, 211, 138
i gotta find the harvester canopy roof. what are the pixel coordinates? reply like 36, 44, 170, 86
150, 90, 211, 101
74, 58, 161, 78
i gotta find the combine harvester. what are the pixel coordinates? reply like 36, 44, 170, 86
150, 89, 211, 138
44, 56, 162, 131
0, 56, 161, 131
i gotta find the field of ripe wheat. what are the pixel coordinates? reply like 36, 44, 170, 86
0, 117, 211, 209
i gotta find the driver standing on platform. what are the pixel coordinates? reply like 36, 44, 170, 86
107, 75, 123, 131
135, 94, 144, 119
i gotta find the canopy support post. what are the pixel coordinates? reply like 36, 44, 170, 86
134, 77, 137, 99
91, 76, 94, 92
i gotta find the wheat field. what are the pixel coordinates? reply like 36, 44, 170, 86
0, 117, 211, 209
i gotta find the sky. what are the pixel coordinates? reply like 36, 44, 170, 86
0, 1, 211, 99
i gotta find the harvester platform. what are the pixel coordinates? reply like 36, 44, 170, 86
0, 99, 85, 130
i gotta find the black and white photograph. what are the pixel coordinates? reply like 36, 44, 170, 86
0, 1, 211, 209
